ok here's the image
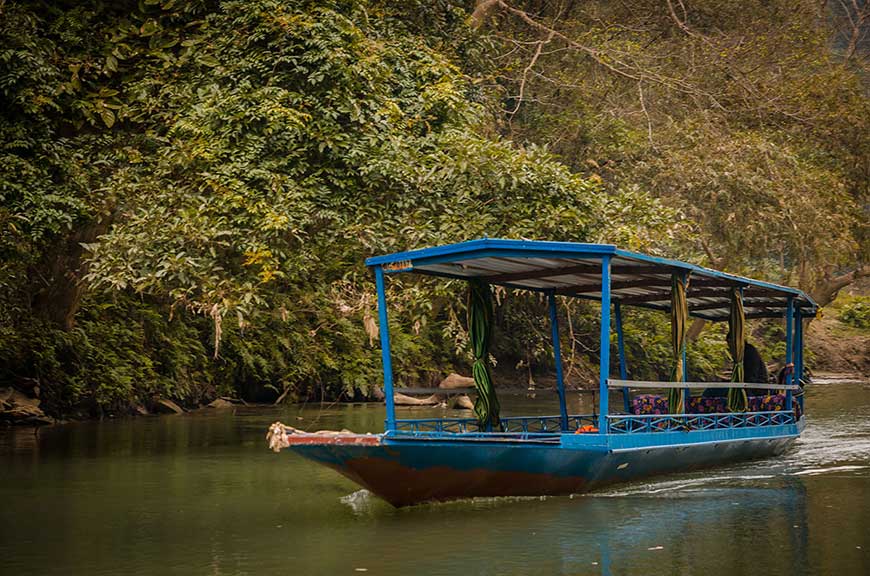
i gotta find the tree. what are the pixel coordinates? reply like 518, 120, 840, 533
1, 0, 671, 414
470, 0, 868, 311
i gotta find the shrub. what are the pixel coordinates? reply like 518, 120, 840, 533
840, 297, 870, 330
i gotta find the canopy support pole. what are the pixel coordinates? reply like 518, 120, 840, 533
548, 291, 569, 431
796, 311, 804, 413
785, 297, 794, 411
615, 303, 630, 413
795, 314, 803, 383
681, 273, 689, 412
374, 266, 396, 431
599, 256, 612, 433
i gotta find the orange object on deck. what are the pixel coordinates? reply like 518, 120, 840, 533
575, 425, 599, 434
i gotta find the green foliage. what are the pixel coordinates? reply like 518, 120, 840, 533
618, 309, 729, 382
0, 0, 672, 414
492, 295, 731, 384
0, 5, 91, 258
0, 295, 212, 415
482, 0, 869, 290
491, 291, 557, 380
750, 321, 787, 368
839, 297, 870, 330
80, 0, 618, 316
2, 0, 861, 417
633, 122, 861, 287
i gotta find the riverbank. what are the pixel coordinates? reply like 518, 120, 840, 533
3, 305, 865, 427
806, 312, 870, 374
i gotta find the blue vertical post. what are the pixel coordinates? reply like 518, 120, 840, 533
785, 297, 794, 411
682, 272, 689, 413
795, 312, 803, 384
795, 308, 804, 412
681, 272, 689, 414
548, 291, 569, 431
615, 303, 630, 413
682, 344, 689, 412
374, 266, 396, 431
598, 256, 611, 433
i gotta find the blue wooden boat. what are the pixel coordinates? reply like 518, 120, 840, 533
267, 239, 814, 507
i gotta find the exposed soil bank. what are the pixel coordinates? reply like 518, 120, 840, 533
806, 314, 869, 374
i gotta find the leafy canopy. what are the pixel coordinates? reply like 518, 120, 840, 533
81, 0, 668, 319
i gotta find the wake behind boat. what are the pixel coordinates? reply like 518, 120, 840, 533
267, 238, 813, 507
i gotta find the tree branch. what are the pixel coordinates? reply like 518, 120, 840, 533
508, 29, 555, 117
493, 0, 715, 104
811, 265, 869, 306
471, 0, 501, 28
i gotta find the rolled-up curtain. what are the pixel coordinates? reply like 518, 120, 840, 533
727, 288, 748, 412
667, 274, 687, 414
468, 280, 500, 429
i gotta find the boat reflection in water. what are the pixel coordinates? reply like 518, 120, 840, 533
334, 473, 812, 575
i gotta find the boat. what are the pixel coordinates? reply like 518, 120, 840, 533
267, 238, 814, 507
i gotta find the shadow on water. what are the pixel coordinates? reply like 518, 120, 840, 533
0, 381, 868, 575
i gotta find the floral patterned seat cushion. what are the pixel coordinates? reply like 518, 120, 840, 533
631, 394, 725, 415
630, 394, 669, 415
747, 393, 802, 418
687, 395, 728, 414
630, 393, 801, 417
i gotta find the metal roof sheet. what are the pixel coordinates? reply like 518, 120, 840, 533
366, 238, 818, 320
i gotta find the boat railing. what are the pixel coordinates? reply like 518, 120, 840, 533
607, 410, 797, 434
391, 407, 798, 438
393, 414, 598, 436
607, 379, 801, 391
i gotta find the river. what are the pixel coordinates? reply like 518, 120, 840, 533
2, 378, 868, 575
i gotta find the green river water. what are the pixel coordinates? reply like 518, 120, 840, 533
2, 378, 868, 575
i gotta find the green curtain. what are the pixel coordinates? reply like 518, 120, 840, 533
667, 274, 687, 414
727, 288, 748, 412
467, 280, 500, 429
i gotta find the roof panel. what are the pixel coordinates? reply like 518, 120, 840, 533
367, 238, 817, 320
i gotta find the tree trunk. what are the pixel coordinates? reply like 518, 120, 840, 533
809, 265, 868, 309
470, 0, 500, 27
30, 215, 113, 330
687, 317, 707, 342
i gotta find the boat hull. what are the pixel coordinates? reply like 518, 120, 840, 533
285, 430, 798, 507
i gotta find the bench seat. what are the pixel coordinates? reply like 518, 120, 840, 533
630, 392, 801, 418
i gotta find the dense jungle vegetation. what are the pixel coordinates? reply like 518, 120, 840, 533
1, 0, 867, 418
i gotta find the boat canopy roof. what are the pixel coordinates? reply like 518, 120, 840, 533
366, 238, 818, 321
